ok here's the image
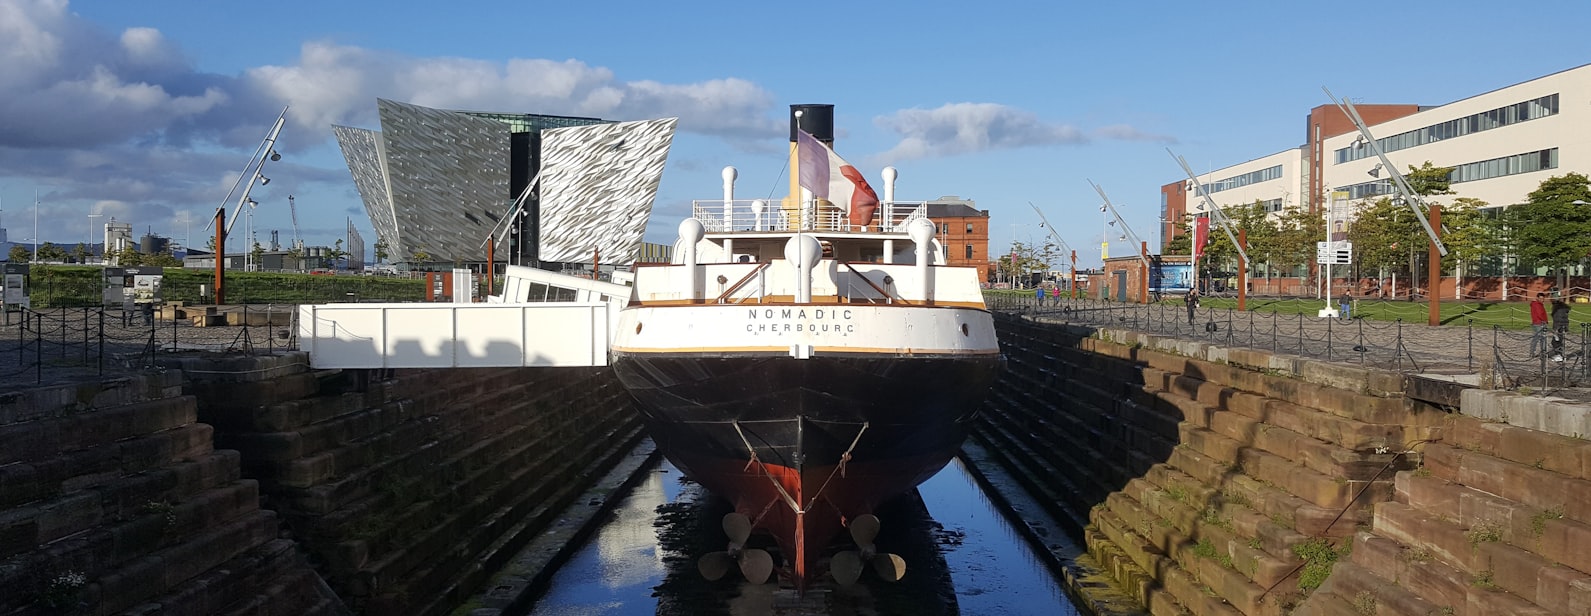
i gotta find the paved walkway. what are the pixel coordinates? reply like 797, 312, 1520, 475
990, 296, 1589, 392
0, 305, 296, 391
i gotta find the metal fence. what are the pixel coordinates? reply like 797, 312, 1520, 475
987, 295, 1589, 390
0, 305, 297, 387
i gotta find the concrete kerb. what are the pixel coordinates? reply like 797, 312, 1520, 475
155, 351, 310, 384
1459, 389, 1591, 440
0, 371, 183, 423
1091, 325, 1407, 398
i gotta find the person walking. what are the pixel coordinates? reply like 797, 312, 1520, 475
1529, 292, 1549, 358
1184, 288, 1199, 325
1550, 296, 1571, 362
1339, 290, 1353, 322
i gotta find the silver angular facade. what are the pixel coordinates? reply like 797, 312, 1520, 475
331, 126, 399, 255
333, 99, 510, 263
538, 118, 677, 265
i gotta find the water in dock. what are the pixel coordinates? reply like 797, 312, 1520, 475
526, 457, 1082, 615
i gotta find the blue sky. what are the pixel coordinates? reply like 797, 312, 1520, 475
2, 0, 1587, 268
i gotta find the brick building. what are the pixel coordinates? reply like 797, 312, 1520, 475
923, 195, 993, 282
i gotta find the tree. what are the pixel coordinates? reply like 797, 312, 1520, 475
1436, 197, 1493, 269
1268, 204, 1323, 278
7, 245, 31, 263
374, 239, 389, 264
70, 243, 88, 264
34, 242, 67, 263
1512, 172, 1591, 283
328, 239, 348, 270
410, 249, 432, 264
1347, 197, 1422, 274
1404, 161, 1456, 198
994, 239, 1055, 286
250, 241, 266, 270
114, 246, 143, 266
143, 250, 181, 267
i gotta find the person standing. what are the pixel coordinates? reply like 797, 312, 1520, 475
1184, 288, 1199, 325
1550, 296, 1571, 362
1339, 290, 1353, 322
1529, 293, 1549, 358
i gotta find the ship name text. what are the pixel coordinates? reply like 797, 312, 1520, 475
745, 308, 854, 336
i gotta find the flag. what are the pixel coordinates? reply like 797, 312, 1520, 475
1192, 216, 1210, 262
796, 130, 880, 226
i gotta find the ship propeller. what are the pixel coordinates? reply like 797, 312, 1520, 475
698, 513, 772, 583
698, 551, 732, 581
738, 548, 774, 584
832, 514, 906, 584
831, 550, 864, 586
872, 553, 907, 582
723, 512, 751, 547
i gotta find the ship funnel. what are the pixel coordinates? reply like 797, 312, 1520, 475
789, 104, 835, 144
722, 166, 737, 261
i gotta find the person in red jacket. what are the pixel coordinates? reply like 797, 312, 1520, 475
1529, 292, 1549, 358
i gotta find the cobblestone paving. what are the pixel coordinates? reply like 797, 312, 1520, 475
0, 305, 297, 391
989, 296, 1590, 393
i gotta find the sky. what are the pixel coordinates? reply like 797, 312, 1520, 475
1, 0, 1588, 269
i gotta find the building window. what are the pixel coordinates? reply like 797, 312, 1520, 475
1333, 93, 1559, 164
965, 244, 974, 259
940, 223, 950, 234
1333, 148, 1557, 198
966, 223, 974, 233
1195, 165, 1284, 196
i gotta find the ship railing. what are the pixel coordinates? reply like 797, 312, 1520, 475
838, 262, 902, 304
691, 200, 928, 233
716, 262, 771, 304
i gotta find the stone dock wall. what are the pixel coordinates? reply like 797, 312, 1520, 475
980, 314, 1591, 615
0, 371, 341, 615
1, 355, 642, 616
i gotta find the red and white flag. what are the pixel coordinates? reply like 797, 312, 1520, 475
796, 130, 880, 227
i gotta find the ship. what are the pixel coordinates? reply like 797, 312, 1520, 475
608, 104, 1003, 588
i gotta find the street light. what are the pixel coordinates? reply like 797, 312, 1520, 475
87, 213, 103, 264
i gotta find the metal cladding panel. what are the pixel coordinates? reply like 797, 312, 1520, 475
333, 125, 401, 255
378, 99, 510, 263
538, 118, 677, 265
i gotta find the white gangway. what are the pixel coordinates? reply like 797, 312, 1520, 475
297, 265, 629, 369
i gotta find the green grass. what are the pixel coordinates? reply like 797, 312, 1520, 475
18, 265, 431, 307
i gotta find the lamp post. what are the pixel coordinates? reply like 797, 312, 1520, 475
87, 213, 103, 264
211, 107, 288, 304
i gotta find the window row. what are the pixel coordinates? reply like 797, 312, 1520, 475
1333, 94, 1558, 164
1196, 165, 1284, 196
1329, 148, 1557, 199
1449, 148, 1557, 184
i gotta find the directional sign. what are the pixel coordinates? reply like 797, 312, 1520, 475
1316, 241, 1352, 265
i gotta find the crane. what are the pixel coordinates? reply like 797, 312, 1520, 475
288, 194, 302, 250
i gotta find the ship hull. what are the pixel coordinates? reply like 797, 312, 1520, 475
611, 351, 1001, 585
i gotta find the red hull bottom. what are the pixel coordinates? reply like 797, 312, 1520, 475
664, 446, 958, 587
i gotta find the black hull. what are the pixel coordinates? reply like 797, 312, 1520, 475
611, 352, 1002, 584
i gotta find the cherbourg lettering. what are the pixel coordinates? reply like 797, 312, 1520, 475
745, 308, 855, 336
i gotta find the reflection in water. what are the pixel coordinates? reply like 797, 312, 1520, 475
531, 464, 682, 615
919, 458, 1080, 616
529, 457, 1081, 615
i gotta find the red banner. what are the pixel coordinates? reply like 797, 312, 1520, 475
1192, 217, 1210, 262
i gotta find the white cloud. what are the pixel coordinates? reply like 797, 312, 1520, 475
0, 0, 784, 248
1093, 124, 1176, 144
247, 42, 782, 142
873, 103, 1173, 162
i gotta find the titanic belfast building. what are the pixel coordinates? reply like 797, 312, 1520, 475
333, 99, 676, 268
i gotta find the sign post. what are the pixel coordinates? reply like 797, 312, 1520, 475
1316, 240, 1353, 318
